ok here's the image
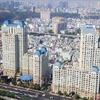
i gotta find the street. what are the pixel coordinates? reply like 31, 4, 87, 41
0, 83, 74, 100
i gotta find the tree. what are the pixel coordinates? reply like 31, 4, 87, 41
34, 84, 41, 90
0, 76, 8, 83
74, 94, 80, 99
81, 97, 87, 100
11, 77, 17, 85
29, 82, 34, 89
48, 30, 54, 33
7, 92, 15, 98
89, 98, 93, 100
58, 91, 62, 95
69, 91, 75, 96
0, 90, 7, 96
63, 91, 69, 96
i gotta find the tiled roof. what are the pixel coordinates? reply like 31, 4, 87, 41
82, 24, 97, 34
3, 20, 25, 28
20, 74, 33, 81
90, 66, 99, 73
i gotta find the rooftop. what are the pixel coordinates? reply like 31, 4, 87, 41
20, 74, 33, 81
54, 61, 62, 67
34, 47, 47, 56
82, 24, 97, 34
90, 66, 99, 73
3, 20, 25, 28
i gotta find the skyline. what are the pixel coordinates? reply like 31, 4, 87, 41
0, 0, 100, 5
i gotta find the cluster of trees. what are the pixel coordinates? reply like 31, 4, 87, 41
29, 83, 41, 90
11, 77, 17, 85
0, 11, 40, 25
0, 76, 17, 85
85, 16, 100, 19
51, 12, 80, 18
0, 98, 4, 100
0, 12, 15, 24
0, 90, 15, 98
0, 76, 8, 83
65, 31, 75, 35
17, 81, 41, 90
0, 11, 80, 25
57, 91, 93, 100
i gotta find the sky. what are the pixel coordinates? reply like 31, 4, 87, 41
0, 0, 100, 5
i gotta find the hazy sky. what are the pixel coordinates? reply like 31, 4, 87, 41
0, 0, 100, 5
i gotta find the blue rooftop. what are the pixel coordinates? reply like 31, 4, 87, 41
20, 74, 33, 81
41, 47, 47, 54
82, 24, 97, 34
34, 47, 47, 56
3, 20, 25, 28
54, 61, 62, 67
34, 50, 42, 56
90, 66, 99, 73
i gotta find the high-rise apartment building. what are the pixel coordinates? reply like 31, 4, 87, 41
2, 20, 48, 86
2, 20, 27, 77
80, 25, 100, 70
22, 47, 48, 86
52, 25, 100, 99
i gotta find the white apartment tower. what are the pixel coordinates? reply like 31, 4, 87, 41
2, 20, 27, 77
22, 47, 48, 86
2, 20, 48, 86
52, 25, 100, 99
80, 25, 100, 70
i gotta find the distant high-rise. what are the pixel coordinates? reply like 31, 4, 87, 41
14, 0, 20, 8
47, 4, 53, 9
52, 17, 67, 34
59, 1, 68, 9
32, 6, 36, 12
40, 10, 51, 20
11, 1, 14, 11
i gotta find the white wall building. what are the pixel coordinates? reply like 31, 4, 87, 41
52, 25, 100, 99
52, 65, 100, 99
80, 25, 100, 71
22, 47, 48, 86
2, 20, 27, 77
2, 20, 49, 86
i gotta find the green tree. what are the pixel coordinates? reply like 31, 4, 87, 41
0, 97, 5, 100
0, 76, 8, 83
81, 97, 87, 100
29, 82, 34, 89
48, 30, 54, 33
7, 92, 15, 98
34, 84, 41, 90
89, 98, 93, 100
74, 94, 80, 99
0, 90, 7, 96
58, 91, 62, 95
63, 91, 69, 96
11, 77, 17, 85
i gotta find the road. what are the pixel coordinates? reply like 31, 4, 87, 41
28, 32, 80, 38
0, 83, 74, 100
